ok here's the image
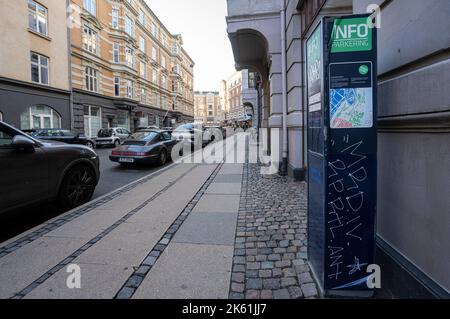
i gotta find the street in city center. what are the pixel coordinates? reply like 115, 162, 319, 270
0, 0, 449, 307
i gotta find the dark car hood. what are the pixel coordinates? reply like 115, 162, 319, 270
40, 140, 96, 155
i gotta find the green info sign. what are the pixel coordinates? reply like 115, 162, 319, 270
331, 17, 373, 53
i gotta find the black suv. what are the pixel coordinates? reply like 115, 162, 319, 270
0, 122, 100, 215
23, 128, 96, 149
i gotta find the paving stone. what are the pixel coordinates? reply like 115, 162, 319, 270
301, 283, 318, 298
288, 286, 304, 299
232, 273, 245, 283
231, 283, 245, 293
262, 278, 280, 290
273, 289, 290, 299
260, 290, 273, 299
246, 278, 263, 290
229, 163, 313, 300
298, 272, 313, 284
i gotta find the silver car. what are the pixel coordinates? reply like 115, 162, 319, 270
95, 127, 131, 148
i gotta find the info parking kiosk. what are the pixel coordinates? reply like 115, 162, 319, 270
306, 15, 378, 296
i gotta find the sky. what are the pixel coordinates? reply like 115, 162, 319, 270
145, 0, 236, 92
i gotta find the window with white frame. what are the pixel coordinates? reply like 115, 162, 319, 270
161, 75, 167, 90
162, 34, 167, 48
114, 76, 120, 96
152, 68, 157, 83
85, 66, 98, 92
30, 52, 49, 85
151, 23, 157, 37
83, 0, 96, 16
112, 8, 119, 29
28, 0, 48, 35
113, 43, 120, 63
138, 9, 145, 25
125, 47, 133, 67
126, 79, 133, 99
20, 105, 61, 130
161, 55, 166, 69
140, 87, 146, 104
152, 47, 157, 61
139, 36, 145, 52
83, 25, 98, 54
125, 15, 133, 36
140, 61, 147, 79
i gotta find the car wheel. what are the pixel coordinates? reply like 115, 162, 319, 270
158, 149, 167, 166
113, 140, 120, 148
58, 165, 96, 210
86, 141, 95, 149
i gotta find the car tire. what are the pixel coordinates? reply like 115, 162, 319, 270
158, 149, 167, 166
58, 165, 96, 210
86, 141, 95, 149
113, 140, 120, 148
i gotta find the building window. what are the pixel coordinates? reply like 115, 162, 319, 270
151, 23, 157, 37
20, 105, 61, 130
30, 52, 49, 85
84, 105, 101, 138
162, 34, 167, 48
28, 0, 48, 35
138, 9, 145, 25
125, 47, 134, 67
83, 0, 96, 16
114, 76, 120, 96
139, 114, 149, 127
83, 25, 98, 54
126, 80, 133, 99
85, 66, 98, 92
152, 69, 157, 83
152, 47, 157, 62
117, 110, 130, 130
112, 8, 119, 29
113, 43, 120, 63
140, 88, 146, 104
125, 15, 133, 36
161, 55, 166, 69
140, 61, 147, 79
161, 75, 167, 89
139, 36, 145, 52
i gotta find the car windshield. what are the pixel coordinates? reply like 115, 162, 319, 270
176, 124, 194, 131
128, 131, 159, 142
98, 129, 113, 137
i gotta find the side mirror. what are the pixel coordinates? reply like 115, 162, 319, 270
11, 135, 36, 151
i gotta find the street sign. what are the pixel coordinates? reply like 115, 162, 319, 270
307, 14, 377, 296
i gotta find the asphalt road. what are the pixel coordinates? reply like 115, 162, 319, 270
0, 147, 171, 243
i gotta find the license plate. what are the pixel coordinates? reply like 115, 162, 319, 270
119, 158, 134, 163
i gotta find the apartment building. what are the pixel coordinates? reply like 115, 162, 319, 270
0, 0, 71, 129
194, 91, 222, 125
220, 70, 258, 127
226, 0, 450, 297
70, 0, 194, 136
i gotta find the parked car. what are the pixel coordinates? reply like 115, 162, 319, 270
109, 130, 178, 166
0, 121, 100, 215
95, 127, 131, 148
134, 125, 160, 132
171, 123, 210, 149
23, 128, 96, 149
204, 125, 226, 142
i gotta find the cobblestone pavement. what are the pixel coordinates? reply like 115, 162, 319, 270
229, 163, 319, 299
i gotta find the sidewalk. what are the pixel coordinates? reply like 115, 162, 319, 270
0, 135, 318, 299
